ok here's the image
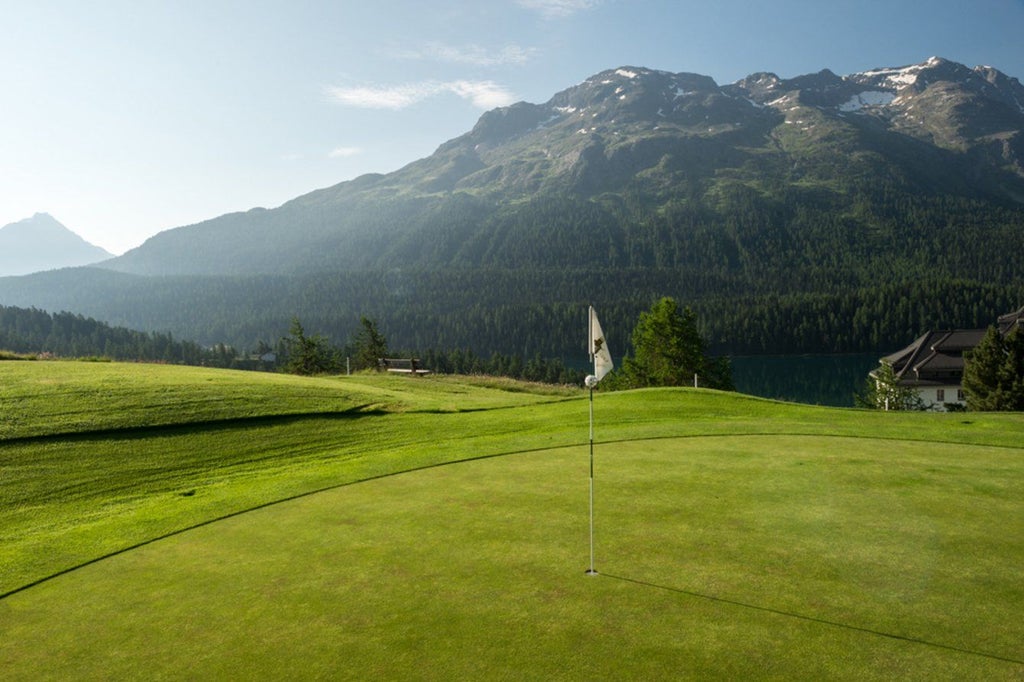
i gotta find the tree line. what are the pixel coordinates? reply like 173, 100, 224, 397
0, 299, 729, 391
0, 304, 589, 385
4, 268, 1023, 372
278, 315, 587, 384
0, 305, 213, 364
279, 297, 734, 392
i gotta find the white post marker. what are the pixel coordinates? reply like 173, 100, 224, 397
586, 306, 613, 576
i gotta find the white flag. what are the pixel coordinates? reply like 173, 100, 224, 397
589, 306, 613, 383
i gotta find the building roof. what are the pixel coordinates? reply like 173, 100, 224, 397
879, 329, 987, 387
875, 306, 1023, 389
998, 306, 1024, 335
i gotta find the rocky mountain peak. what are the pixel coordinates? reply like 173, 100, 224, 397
730, 72, 783, 98
467, 101, 549, 145
552, 67, 720, 109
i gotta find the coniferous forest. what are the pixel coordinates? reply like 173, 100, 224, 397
2, 182, 1023, 364
0, 306, 212, 364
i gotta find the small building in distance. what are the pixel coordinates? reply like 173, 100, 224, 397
875, 329, 987, 410
872, 306, 1024, 411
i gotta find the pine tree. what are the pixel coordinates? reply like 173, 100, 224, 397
284, 317, 339, 375
964, 326, 1024, 410
353, 316, 388, 371
620, 297, 733, 390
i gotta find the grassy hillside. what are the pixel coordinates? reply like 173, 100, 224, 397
2, 362, 1024, 678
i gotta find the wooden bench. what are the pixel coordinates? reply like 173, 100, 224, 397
379, 358, 431, 375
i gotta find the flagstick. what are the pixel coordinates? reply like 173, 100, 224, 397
587, 383, 598, 576
586, 305, 598, 575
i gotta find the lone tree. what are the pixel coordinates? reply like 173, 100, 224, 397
962, 326, 1024, 411
619, 297, 733, 390
352, 316, 388, 371
857, 360, 925, 411
283, 317, 339, 375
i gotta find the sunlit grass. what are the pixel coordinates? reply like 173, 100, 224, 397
2, 362, 1023, 678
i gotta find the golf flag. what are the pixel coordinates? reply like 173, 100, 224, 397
589, 306, 613, 383
585, 306, 611, 575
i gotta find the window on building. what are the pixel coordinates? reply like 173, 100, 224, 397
957, 389, 965, 402
936, 388, 945, 402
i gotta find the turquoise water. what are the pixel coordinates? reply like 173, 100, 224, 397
729, 353, 879, 407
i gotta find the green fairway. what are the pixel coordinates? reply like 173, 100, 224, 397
2, 362, 1024, 678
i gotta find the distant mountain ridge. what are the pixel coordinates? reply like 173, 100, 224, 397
1, 58, 1023, 359
100, 56, 1024, 277
0, 214, 113, 276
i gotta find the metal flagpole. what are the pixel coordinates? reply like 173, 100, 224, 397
586, 306, 598, 576
587, 383, 597, 575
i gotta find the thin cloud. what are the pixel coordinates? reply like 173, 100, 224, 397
446, 80, 518, 108
517, 0, 600, 18
398, 42, 540, 67
328, 146, 362, 158
324, 80, 517, 110
324, 83, 435, 110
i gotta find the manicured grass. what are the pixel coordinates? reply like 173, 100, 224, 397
0, 361, 368, 440
0, 362, 578, 440
2, 362, 1024, 678
0, 364, 580, 595
3, 438, 1023, 679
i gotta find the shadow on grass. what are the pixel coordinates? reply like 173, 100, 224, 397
601, 572, 1024, 667
0, 406, 385, 445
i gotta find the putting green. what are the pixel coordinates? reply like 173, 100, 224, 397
2, 435, 1023, 680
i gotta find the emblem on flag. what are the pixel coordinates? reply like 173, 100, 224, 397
588, 306, 613, 384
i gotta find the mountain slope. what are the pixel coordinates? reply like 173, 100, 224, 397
100, 58, 1024, 277
0, 214, 113, 276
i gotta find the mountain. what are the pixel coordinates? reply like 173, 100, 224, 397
0, 214, 113, 276
100, 57, 1024, 277
1, 58, 1023, 358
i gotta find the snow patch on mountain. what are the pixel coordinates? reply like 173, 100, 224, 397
615, 69, 639, 79
857, 63, 926, 88
767, 94, 798, 108
839, 91, 897, 112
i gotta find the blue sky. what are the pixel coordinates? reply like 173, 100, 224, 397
2, 0, 1023, 254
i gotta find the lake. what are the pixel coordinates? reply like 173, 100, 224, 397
729, 353, 880, 407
